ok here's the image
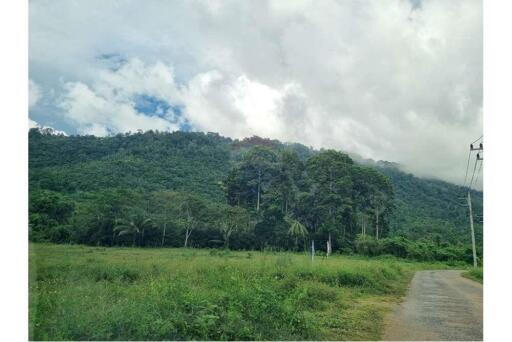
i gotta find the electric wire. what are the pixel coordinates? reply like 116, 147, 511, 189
473, 158, 483, 188
471, 135, 483, 145
468, 157, 479, 190
463, 149, 472, 188
463, 134, 483, 190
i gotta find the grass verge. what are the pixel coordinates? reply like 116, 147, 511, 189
462, 267, 483, 284
30, 243, 453, 340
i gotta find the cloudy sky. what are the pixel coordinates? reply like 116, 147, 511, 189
29, 0, 482, 187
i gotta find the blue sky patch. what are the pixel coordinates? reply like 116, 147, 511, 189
134, 94, 192, 131
134, 94, 171, 117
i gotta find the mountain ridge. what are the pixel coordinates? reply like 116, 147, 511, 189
29, 128, 482, 245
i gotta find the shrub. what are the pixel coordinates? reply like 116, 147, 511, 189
380, 237, 408, 258
48, 225, 73, 243
355, 236, 382, 256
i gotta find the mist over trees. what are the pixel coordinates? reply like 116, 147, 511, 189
29, 129, 483, 262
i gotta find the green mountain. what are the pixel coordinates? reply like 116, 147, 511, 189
29, 128, 482, 250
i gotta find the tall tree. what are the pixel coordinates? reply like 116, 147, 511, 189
306, 150, 354, 249
174, 193, 207, 248
276, 150, 304, 215
225, 147, 278, 212
369, 173, 393, 239
352, 166, 375, 239
215, 204, 250, 249
151, 191, 175, 247
351, 166, 394, 240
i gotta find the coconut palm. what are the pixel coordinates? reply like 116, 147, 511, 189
114, 216, 153, 247
285, 216, 308, 251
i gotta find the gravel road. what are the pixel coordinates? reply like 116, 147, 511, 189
383, 270, 482, 341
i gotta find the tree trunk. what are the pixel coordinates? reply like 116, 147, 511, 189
132, 232, 136, 247
257, 169, 261, 212
112, 215, 117, 246
161, 222, 166, 247
224, 228, 231, 249
184, 229, 190, 248
375, 210, 379, 240
327, 233, 332, 257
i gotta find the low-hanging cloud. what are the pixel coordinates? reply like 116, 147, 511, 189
29, 0, 482, 187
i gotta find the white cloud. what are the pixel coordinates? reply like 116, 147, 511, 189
29, 118, 39, 129
29, 79, 41, 109
180, 71, 304, 140
29, 0, 482, 186
58, 79, 180, 136
28, 118, 68, 136
55, 58, 305, 140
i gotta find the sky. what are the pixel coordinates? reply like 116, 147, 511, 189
28, 0, 483, 187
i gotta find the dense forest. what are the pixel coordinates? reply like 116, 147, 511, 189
29, 128, 483, 263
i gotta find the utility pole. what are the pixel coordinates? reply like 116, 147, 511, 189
466, 140, 482, 268
467, 191, 478, 267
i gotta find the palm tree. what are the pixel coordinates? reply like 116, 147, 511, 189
114, 216, 153, 247
286, 216, 308, 251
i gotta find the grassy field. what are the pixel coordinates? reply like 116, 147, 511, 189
29, 243, 457, 341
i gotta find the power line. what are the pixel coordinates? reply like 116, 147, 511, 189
463, 149, 472, 188
463, 135, 482, 188
471, 135, 483, 145
473, 158, 483, 188
468, 157, 479, 190
465, 135, 483, 190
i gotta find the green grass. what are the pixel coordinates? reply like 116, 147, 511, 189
462, 267, 483, 284
29, 243, 453, 341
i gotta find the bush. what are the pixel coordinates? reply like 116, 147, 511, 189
354, 236, 382, 256
353, 235, 475, 264
48, 225, 73, 243
380, 237, 408, 258
340, 247, 354, 255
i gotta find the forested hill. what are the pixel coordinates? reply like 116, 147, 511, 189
29, 128, 482, 249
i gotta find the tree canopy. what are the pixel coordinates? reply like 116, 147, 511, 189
29, 128, 483, 262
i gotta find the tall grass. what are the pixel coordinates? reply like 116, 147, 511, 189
29, 243, 452, 340
462, 267, 483, 284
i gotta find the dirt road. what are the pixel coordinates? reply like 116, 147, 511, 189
383, 270, 482, 341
